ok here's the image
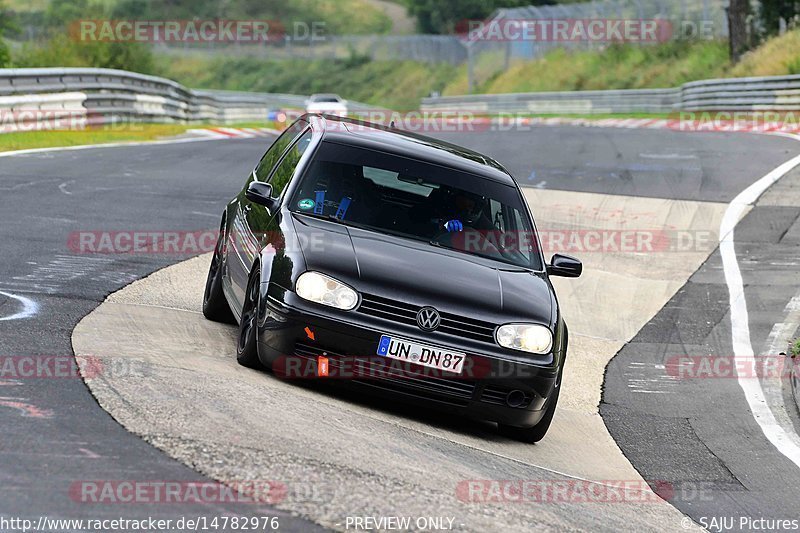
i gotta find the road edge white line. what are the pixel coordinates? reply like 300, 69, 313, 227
720, 134, 800, 468
0, 290, 39, 321
0, 135, 235, 159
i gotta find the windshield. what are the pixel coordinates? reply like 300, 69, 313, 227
289, 142, 542, 270
310, 95, 342, 103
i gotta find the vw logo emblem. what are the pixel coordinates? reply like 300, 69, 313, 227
416, 306, 441, 332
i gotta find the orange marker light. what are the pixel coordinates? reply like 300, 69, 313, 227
317, 356, 329, 377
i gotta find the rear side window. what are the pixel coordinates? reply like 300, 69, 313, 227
268, 131, 313, 198
253, 120, 308, 182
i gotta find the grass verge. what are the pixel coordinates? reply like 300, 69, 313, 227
0, 122, 277, 153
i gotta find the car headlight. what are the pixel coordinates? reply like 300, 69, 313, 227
495, 323, 553, 354
295, 271, 359, 310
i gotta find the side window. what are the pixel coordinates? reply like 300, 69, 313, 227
253, 120, 308, 182
512, 208, 533, 262
268, 131, 313, 198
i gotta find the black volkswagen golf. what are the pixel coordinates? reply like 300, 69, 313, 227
203, 114, 581, 442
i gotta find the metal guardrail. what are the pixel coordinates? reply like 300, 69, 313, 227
680, 75, 800, 111
0, 67, 316, 130
422, 88, 680, 114
4, 66, 800, 131
422, 75, 800, 114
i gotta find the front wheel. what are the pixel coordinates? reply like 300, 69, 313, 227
497, 384, 560, 443
203, 230, 235, 324
236, 266, 263, 369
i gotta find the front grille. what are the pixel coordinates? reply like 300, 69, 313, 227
357, 294, 497, 344
293, 342, 477, 406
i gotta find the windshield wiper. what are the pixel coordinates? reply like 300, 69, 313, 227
296, 211, 346, 224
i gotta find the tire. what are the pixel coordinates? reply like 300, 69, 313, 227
497, 383, 560, 443
236, 265, 263, 369
202, 229, 235, 324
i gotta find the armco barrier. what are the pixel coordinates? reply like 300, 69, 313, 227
0, 67, 364, 130
5, 67, 800, 130
422, 74, 800, 115
422, 88, 680, 114
680, 75, 800, 111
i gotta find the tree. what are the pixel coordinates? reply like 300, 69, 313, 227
405, 0, 551, 34
44, 0, 90, 28
0, 0, 13, 67
727, 0, 750, 62
759, 0, 800, 38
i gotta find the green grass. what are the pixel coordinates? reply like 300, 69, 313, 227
0, 121, 277, 152
730, 29, 800, 77
159, 29, 800, 111
163, 55, 458, 111
464, 40, 730, 94
791, 339, 800, 358
455, 28, 800, 96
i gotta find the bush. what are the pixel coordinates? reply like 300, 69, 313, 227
0, 38, 9, 67
14, 34, 158, 74
792, 339, 800, 358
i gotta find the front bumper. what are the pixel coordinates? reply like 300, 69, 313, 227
257, 288, 561, 428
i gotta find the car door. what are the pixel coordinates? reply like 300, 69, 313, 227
226, 119, 308, 310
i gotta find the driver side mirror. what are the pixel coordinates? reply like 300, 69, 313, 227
246, 181, 279, 213
547, 253, 582, 278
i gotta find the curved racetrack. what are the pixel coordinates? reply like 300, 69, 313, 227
2, 126, 800, 530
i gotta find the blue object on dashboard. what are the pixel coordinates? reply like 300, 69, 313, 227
336, 196, 352, 220
314, 190, 325, 214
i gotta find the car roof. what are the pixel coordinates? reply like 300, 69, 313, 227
304, 114, 517, 187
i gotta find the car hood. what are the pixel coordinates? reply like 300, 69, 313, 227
291, 214, 554, 325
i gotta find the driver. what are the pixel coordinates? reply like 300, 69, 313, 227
441, 190, 492, 233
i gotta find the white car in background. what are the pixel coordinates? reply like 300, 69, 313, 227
305, 93, 348, 117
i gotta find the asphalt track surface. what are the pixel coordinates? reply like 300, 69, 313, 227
1, 126, 799, 530
602, 167, 800, 523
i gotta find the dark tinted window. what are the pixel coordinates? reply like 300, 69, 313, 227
309, 94, 342, 103
289, 142, 541, 270
269, 131, 313, 197
253, 120, 308, 182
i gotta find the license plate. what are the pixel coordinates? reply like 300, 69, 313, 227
376, 335, 466, 374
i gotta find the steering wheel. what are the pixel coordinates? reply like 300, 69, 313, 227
432, 226, 502, 257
